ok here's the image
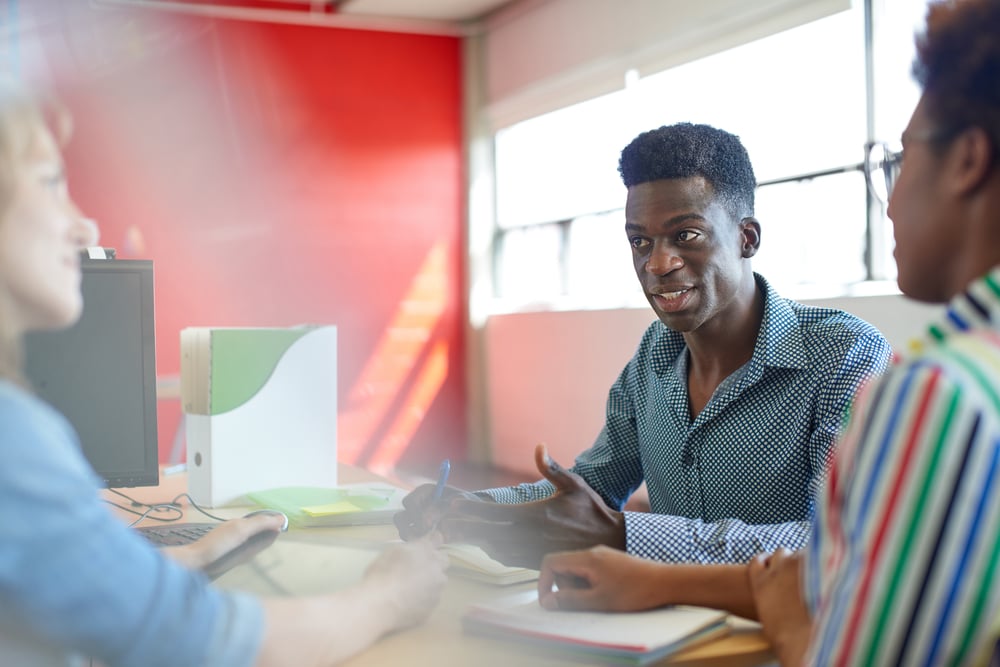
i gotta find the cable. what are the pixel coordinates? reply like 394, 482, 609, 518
104, 488, 228, 526
167, 492, 229, 523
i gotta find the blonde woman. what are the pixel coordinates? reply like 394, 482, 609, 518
0, 80, 448, 667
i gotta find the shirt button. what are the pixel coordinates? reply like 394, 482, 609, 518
681, 447, 695, 467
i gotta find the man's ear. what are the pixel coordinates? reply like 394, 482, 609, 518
949, 126, 995, 197
739, 217, 761, 258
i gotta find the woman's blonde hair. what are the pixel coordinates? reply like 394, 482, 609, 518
0, 78, 70, 384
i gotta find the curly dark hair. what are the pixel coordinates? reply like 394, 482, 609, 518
914, 0, 1000, 151
617, 122, 756, 219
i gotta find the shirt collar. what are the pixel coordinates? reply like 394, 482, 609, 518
909, 265, 1000, 355
754, 273, 812, 370
652, 272, 810, 374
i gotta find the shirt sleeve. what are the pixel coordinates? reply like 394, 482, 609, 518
624, 512, 812, 563
481, 359, 644, 507
805, 355, 1000, 666
0, 388, 264, 667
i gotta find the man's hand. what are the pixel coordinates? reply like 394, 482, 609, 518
394, 483, 486, 541
537, 545, 664, 611
429, 444, 626, 569
748, 548, 812, 666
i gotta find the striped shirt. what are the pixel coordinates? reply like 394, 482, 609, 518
805, 266, 1000, 666
486, 273, 891, 563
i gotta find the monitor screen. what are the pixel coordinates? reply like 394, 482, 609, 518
23, 258, 159, 488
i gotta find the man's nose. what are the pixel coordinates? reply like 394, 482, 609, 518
646, 242, 682, 275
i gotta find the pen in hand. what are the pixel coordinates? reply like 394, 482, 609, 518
426, 459, 451, 539
432, 459, 451, 502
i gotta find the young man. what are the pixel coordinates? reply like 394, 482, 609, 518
397, 124, 891, 569
537, 2, 1000, 664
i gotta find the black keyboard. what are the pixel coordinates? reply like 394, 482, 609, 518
137, 522, 218, 547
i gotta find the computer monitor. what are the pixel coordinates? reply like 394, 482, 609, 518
23, 258, 159, 488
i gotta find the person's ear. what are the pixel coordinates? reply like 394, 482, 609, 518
739, 217, 761, 258
948, 126, 995, 197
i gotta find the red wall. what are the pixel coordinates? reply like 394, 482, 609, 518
34, 6, 465, 473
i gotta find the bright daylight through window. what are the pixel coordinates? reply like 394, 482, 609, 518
490, 0, 932, 312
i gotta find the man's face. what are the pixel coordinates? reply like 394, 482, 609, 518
888, 96, 957, 303
624, 176, 757, 333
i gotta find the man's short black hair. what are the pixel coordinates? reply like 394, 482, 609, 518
617, 123, 757, 219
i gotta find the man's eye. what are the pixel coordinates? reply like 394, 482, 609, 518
678, 230, 701, 242
629, 237, 649, 249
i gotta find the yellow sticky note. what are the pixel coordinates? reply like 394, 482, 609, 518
301, 500, 363, 516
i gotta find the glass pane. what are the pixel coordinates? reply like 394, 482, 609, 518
494, 5, 864, 231
566, 210, 641, 306
753, 171, 869, 292
494, 224, 564, 302
873, 0, 934, 142
494, 92, 633, 229
630, 7, 865, 182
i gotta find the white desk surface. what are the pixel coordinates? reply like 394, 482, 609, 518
106, 465, 774, 667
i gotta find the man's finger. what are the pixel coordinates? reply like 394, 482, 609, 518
546, 588, 596, 611
534, 443, 579, 493
400, 483, 436, 510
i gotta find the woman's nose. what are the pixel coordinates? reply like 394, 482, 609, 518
75, 215, 100, 249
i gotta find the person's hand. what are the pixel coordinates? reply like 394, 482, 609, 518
748, 548, 812, 666
362, 537, 450, 631
394, 483, 486, 541
162, 512, 286, 571
537, 545, 664, 611
436, 444, 626, 569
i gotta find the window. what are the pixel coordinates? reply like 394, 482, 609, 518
489, 0, 933, 312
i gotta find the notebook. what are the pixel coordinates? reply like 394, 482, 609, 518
463, 590, 729, 665
245, 483, 406, 527
442, 544, 539, 585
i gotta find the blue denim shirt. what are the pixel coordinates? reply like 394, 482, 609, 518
0, 381, 263, 667
486, 274, 892, 563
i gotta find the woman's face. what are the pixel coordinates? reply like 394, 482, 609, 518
0, 121, 97, 335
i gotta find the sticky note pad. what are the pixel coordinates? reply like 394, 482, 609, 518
246, 483, 406, 527
302, 500, 365, 516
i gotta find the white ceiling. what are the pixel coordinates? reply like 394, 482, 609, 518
337, 0, 516, 23
94, 0, 520, 36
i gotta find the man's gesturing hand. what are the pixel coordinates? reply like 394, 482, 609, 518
434, 444, 626, 569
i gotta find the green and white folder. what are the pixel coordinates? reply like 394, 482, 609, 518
181, 326, 338, 507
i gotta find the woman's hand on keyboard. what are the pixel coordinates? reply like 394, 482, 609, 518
163, 513, 287, 571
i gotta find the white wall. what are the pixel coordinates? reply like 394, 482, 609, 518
482, 294, 941, 476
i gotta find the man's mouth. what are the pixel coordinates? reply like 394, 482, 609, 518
653, 288, 690, 301
650, 287, 693, 313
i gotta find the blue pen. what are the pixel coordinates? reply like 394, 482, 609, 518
432, 459, 451, 501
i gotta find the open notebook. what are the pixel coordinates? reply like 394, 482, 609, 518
463, 589, 728, 665
442, 544, 538, 585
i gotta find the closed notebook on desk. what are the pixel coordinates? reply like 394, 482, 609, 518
463, 590, 728, 665
245, 484, 405, 527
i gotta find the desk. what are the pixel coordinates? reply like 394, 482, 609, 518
106, 466, 774, 667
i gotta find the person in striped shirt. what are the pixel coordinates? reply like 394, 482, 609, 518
748, 0, 1000, 663
537, 0, 1000, 664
